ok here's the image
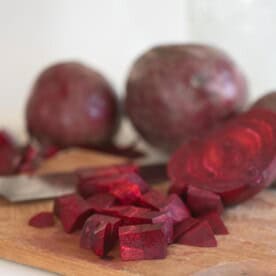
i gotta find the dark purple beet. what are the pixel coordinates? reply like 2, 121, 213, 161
29, 212, 55, 228
26, 62, 119, 147
126, 44, 247, 152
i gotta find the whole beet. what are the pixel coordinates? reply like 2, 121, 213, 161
125, 44, 248, 152
252, 91, 276, 113
26, 62, 119, 147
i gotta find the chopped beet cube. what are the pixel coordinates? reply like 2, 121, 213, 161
78, 172, 148, 201
173, 217, 199, 242
186, 186, 224, 216
152, 213, 174, 244
199, 211, 228, 235
86, 193, 116, 211
54, 194, 93, 233
28, 212, 55, 228
77, 164, 138, 182
177, 220, 217, 247
119, 224, 167, 261
162, 194, 190, 223
80, 214, 121, 257
136, 189, 166, 211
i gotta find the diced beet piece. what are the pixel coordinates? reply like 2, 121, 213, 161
119, 224, 167, 261
17, 144, 40, 173
177, 220, 217, 247
152, 213, 174, 244
186, 186, 224, 216
28, 212, 55, 228
86, 193, 116, 212
54, 194, 93, 233
78, 172, 149, 201
136, 189, 166, 211
80, 214, 122, 257
173, 217, 199, 242
199, 211, 228, 235
162, 194, 190, 223
77, 164, 138, 182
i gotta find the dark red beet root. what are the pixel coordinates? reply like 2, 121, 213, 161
162, 194, 190, 223
26, 62, 119, 147
186, 186, 224, 216
177, 220, 217, 247
86, 193, 116, 211
0, 130, 20, 175
136, 189, 166, 211
54, 194, 93, 233
252, 91, 276, 113
119, 224, 167, 261
78, 172, 149, 202
199, 211, 228, 235
126, 44, 247, 152
29, 212, 55, 228
173, 217, 199, 242
80, 214, 121, 257
152, 213, 174, 244
168, 109, 276, 205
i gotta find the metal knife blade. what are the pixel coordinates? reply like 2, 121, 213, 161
0, 163, 167, 203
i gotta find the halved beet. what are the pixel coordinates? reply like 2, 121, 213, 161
54, 194, 93, 233
168, 109, 276, 205
136, 189, 167, 211
119, 224, 167, 261
77, 164, 138, 182
161, 194, 190, 223
152, 213, 174, 244
86, 193, 116, 211
199, 211, 228, 235
29, 212, 55, 228
176, 220, 217, 247
173, 217, 199, 242
78, 172, 149, 202
186, 186, 223, 216
80, 214, 121, 257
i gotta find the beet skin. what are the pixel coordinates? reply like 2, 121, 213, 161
126, 44, 248, 152
26, 62, 119, 147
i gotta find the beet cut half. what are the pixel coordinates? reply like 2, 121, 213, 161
199, 211, 228, 235
54, 194, 93, 233
176, 220, 217, 247
119, 224, 167, 261
80, 214, 122, 257
29, 212, 55, 228
186, 186, 224, 216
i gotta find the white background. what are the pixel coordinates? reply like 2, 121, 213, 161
0, 0, 276, 274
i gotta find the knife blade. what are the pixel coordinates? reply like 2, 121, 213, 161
0, 163, 167, 203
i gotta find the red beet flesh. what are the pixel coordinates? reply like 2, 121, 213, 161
168, 109, 276, 205
173, 217, 199, 242
152, 213, 174, 244
17, 144, 40, 173
26, 62, 119, 147
136, 189, 167, 211
126, 44, 247, 152
29, 212, 55, 228
186, 186, 224, 216
199, 211, 228, 235
119, 224, 167, 261
54, 194, 93, 233
86, 193, 116, 211
0, 130, 20, 175
176, 220, 217, 247
80, 214, 121, 257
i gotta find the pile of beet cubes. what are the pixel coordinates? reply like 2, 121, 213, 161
45, 164, 228, 261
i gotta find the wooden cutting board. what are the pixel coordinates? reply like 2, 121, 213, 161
1, 149, 276, 276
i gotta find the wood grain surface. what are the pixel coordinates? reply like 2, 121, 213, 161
1, 149, 276, 275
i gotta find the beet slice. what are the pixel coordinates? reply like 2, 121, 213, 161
152, 213, 174, 244
80, 214, 122, 257
86, 193, 116, 211
186, 186, 224, 216
54, 194, 93, 233
199, 211, 228, 235
78, 172, 149, 202
176, 220, 217, 247
173, 217, 199, 242
29, 212, 55, 228
136, 189, 167, 211
162, 194, 190, 223
168, 109, 276, 205
119, 224, 167, 261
